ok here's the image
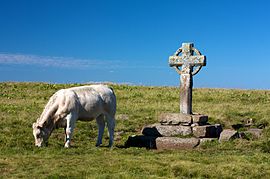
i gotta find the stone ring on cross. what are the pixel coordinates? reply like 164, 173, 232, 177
169, 43, 206, 76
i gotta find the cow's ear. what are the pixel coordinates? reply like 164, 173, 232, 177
34, 122, 43, 129
37, 124, 43, 129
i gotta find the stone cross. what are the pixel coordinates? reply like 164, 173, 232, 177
169, 43, 206, 115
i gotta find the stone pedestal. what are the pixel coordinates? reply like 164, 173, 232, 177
125, 112, 222, 150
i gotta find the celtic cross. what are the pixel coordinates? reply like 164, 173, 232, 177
169, 43, 206, 114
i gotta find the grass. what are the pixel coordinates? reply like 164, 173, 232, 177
0, 82, 270, 178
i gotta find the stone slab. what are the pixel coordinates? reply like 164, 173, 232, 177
125, 135, 157, 149
244, 128, 263, 139
142, 124, 192, 137
159, 113, 208, 125
156, 137, 199, 150
159, 113, 191, 124
192, 124, 222, 138
219, 129, 239, 143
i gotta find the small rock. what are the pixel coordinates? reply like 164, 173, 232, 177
245, 128, 263, 139
156, 137, 199, 150
232, 118, 254, 130
245, 118, 254, 126
219, 129, 239, 143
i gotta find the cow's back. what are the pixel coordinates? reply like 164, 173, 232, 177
69, 85, 116, 120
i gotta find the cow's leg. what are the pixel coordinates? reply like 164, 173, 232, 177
64, 113, 77, 148
64, 127, 67, 143
96, 114, 105, 147
106, 115, 115, 148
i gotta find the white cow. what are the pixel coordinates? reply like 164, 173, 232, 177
32, 85, 116, 148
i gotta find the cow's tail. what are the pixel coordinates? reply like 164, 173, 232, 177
108, 86, 117, 116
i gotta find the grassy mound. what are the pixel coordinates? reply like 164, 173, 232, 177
0, 82, 269, 178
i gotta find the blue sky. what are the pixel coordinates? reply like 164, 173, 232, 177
0, 0, 270, 89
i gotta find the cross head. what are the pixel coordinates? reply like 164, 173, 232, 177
169, 43, 206, 75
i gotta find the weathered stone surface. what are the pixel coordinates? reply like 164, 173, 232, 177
156, 137, 199, 150
192, 124, 222, 138
219, 129, 239, 143
159, 113, 191, 124
142, 124, 192, 137
125, 135, 157, 149
181, 123, 191, 126
192, 114, 208, 124
169, 43, 206, 114
159, 113, 208, 125
180, 73, 193, 114
245, 128, 263, 139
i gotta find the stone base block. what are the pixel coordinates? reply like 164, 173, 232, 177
156, 137, 199, 150
219, 129, 239, 143
245, 128, 263, 139
142, 124, 192, 137
159, 113, 208, 125
125, 135, 157, 149
192, 124, 222, 138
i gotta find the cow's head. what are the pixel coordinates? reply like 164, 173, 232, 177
32, 122, 49, 147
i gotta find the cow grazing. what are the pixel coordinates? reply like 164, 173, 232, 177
32, 85, 116, 148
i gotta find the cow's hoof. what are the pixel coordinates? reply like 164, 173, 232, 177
109, 142, 113, 148
96, 142, 102, 147
64, 142, 70, 148
109, 146, 114, 150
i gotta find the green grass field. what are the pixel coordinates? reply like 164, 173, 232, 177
0, 82, 270, 178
